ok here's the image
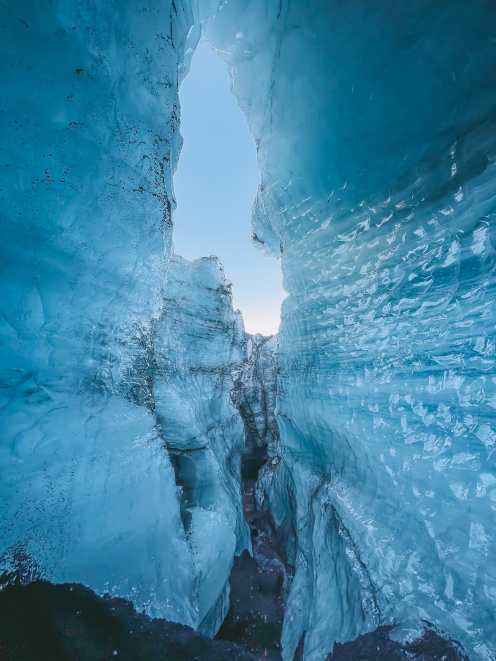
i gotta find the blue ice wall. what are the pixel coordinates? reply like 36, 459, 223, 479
0, 0, 249, 631
0, 0, 196, 621
153, 254, 250, 634
204, 1, 496, 659
3, 1, 496, 658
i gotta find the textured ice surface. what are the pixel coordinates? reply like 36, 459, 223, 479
203, 1, 496, 659
0, 0, 192, 621
232, 334, 279, 457
3, 1, 496, 659
0, 0, 247, 635
153, 255, 250, 635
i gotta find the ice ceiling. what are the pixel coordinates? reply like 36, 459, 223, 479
1, 1, 496, 660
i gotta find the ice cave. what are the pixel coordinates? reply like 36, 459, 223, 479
1, 1, 496, 660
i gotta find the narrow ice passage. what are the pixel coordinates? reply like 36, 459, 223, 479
1, 2, 496, 661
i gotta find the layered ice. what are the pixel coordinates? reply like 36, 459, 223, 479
232, 334, 279, 459
153, 255, 250, 634
2, 1, 496, 659
203, 1, 496, 659
0, 0, 246, 635
1, 0, 191, 619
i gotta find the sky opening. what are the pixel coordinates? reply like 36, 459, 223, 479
173, 40, 285, 336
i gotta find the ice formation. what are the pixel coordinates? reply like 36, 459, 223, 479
1, 0, 191, 621
2, 1, 496, 660
0, 0, 247, 635
233, 334, 279, 462
202, 1, 496, 659
153, 254, 250, 634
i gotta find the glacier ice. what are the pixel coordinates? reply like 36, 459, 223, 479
2, 0, 496, 660
153, 254, 250, 634
233, 334, 279, 464
0, 0, 247, 637
202, 1, 496, 659
0, 0, 192, 621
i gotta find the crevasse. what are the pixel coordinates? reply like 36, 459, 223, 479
2, 2, 496, 661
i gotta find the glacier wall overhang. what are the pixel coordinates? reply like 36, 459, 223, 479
202, 1, 496, 659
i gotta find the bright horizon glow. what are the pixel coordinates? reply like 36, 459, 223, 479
172, 40, 285, 336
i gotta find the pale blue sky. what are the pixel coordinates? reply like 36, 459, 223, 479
172, 40, 285, 336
